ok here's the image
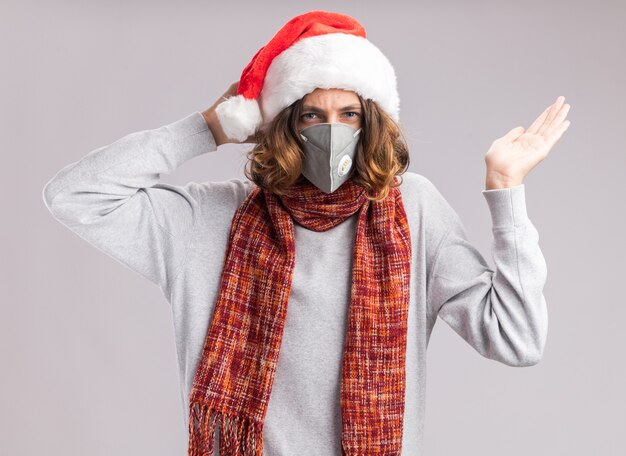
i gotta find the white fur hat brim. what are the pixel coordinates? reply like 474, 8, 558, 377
215, 33, 399, 142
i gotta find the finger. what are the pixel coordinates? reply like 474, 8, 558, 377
543, 103, 571, 138
499, 125, 525, 143
526, 104, 552, 135
544, 119, 571, 149
225, 81, 239, 98
538, 96, 566, 136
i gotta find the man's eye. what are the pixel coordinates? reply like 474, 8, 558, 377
301, 113, 318, 120
344, 112, 360, 118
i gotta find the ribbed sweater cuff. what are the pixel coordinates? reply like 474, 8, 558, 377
481, 184, 529, 228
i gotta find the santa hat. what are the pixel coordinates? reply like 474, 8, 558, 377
215, 10, 400, 142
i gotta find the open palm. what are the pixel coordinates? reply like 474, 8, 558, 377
485, 96, 571, 187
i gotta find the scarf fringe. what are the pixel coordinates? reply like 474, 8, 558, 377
188, 402, 263, 456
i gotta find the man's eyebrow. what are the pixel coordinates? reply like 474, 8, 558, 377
302, 104, 362, 112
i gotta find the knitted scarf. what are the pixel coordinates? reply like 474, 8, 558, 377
187, 175, 412, 456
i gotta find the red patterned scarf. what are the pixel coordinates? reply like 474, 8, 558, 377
188, 176, 412, 455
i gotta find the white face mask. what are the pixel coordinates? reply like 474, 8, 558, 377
299, 122, 362, 193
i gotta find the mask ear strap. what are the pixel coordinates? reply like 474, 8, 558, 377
300, 133, 308, 142
354, 128, 362, 137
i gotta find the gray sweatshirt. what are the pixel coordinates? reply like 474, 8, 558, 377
42, 111, 548, 455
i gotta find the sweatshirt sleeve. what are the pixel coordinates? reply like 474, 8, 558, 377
426, 182, 548, 367
41, 111, 217, 295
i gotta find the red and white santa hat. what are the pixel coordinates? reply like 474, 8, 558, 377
215, 10, 400, 142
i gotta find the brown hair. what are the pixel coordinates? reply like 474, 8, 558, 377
244, 93, 410, 202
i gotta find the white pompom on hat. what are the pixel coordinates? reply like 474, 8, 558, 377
215, 10, 400, 142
